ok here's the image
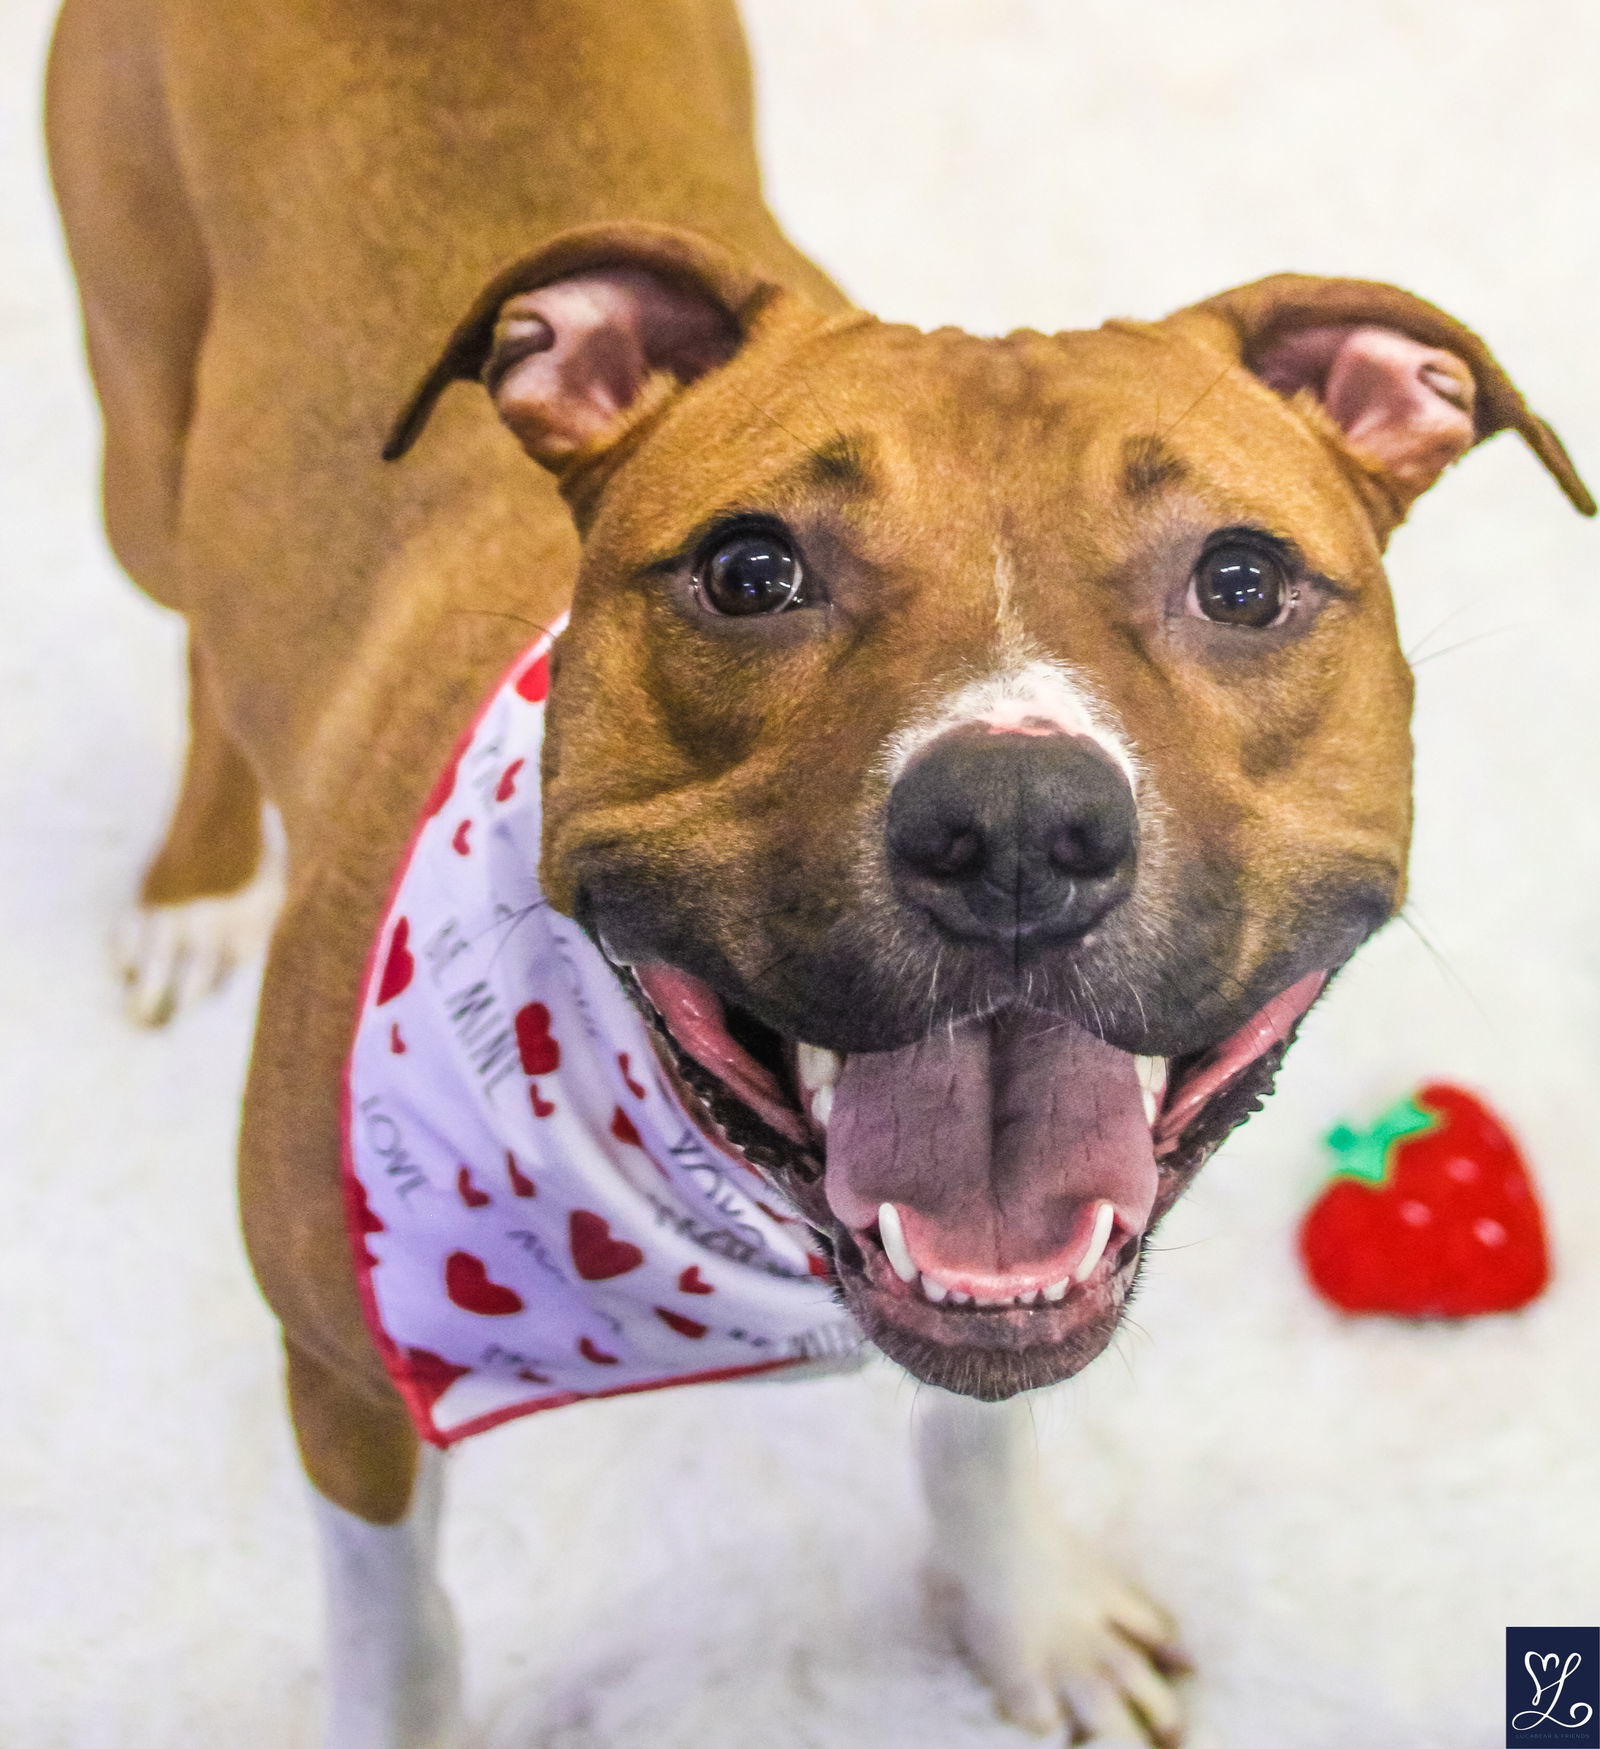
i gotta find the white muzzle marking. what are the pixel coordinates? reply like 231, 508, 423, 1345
882, 658, 1140, 789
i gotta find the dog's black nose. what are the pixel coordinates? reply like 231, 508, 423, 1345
887, 726, 1137, 947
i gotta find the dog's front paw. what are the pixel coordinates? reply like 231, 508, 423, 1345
931, 1529, 1189, 1744
113, 858, 283, 1027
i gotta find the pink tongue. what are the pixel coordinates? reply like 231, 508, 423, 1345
823, 1013, 1157, 1278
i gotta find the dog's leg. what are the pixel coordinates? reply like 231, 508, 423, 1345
288, 1342, 464, 1749
47, 0, 208, 613
112, 641, 280, 1027
915, 1390, 1188, 1745
48, 0, 280, 1025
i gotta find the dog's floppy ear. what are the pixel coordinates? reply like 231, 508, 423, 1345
1169, 275, 1594, 529
384, 221, 783, 489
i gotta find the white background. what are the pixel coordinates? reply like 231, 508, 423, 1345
3, 2, 1598, 1744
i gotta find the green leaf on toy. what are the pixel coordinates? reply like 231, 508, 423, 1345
1323, 1094, 1437, 1185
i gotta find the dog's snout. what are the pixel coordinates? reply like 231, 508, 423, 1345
887, 727, 1137, 947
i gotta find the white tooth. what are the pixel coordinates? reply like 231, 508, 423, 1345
599, 933, 635, 968
1019, 1289, 1040, 1306
1043, 1277, 1071, 1303
949, 1290, 973, 1306
796, 1043, 843, 1096
877, 1202, 917, 1284
1074, 1200, 1116, 1284
810, 1083, 835, 1128
1135, 1055, 1168, 1125
921, 1274, 949, 1303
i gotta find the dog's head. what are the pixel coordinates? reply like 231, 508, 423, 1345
391, 222, 1591, 1398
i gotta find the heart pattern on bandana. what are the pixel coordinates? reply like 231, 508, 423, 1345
516, 1003, 561, 1076
569, 1210, 645, 1281
421, 743, 466, 819
444, 1251, 525, 1316
457, 1166, 491, 1209
496, 758, 525, 802
405, 1347, 474, 1410
377, 917, 415, 1005
350, 1180, 386, 1269
514, 653, 550, 702
345, 620, 859, 1444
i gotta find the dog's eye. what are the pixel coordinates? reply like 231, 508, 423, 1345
696, 526, 804, 616
1189, 541, 1293, 629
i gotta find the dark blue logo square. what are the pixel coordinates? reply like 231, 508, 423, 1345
1508, 1627, 1600, 1746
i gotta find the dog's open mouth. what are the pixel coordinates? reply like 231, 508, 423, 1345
613, 955, 1325, 1395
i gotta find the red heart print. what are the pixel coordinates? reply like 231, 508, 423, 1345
451, 819, 472, 856
456, 1166, 491, 1209
506, 1153, 537, 1198
389, 1023, 406, 1055
495, 758, 525, 802
806, 1252, 832, 1280
444, 1251, 525, 1316
678, 1265, 714, 1295
514, 653, 550, 703
421, 742, 467, 819
348, 1180, 385, 1268
618, 1053, 648, 1099
610, 1107, 642, 1148
515, 1003, 560, 1075
351, 1182, 385, 1235
1300, 1082, 1550, 1318
404, 1347, 473, 1411
529, 1084, 556, 1119
579, 1336, 619, 1365
569, 1210, 644, 1280
656, 1307, 708, 1339
376, 917, 415, 1005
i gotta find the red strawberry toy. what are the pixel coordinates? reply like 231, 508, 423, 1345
1299, 1082, 1550, 1318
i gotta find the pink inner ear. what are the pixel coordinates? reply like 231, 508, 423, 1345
1254, 322, 1478, 496
488, 267, 739, 462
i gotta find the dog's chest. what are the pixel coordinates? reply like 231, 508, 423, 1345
344, 626, 859, 1444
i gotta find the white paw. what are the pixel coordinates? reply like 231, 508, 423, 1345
931, 1528, 1189, 1745
113, 856, 284, 1027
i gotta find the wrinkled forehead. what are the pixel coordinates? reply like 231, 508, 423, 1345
604, 314, 1376, 572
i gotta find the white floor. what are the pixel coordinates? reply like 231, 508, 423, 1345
4, 3, 1599, 1745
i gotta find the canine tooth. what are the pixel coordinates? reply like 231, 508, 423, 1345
796, 1043, 843, 1094
810, 1083, 835, 1128
877, 1202, 918, 1284
1043, 1277, 1072, 1303
1074, 1200, 1116, 1283
921, 1274, 949, 1303
599, 933, 635, 968
1135, 1055, 1168, 1125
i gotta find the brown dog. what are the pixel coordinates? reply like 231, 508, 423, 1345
47, 0, 1591, 1742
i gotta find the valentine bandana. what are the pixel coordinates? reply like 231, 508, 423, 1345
343, 622, 861, 1445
